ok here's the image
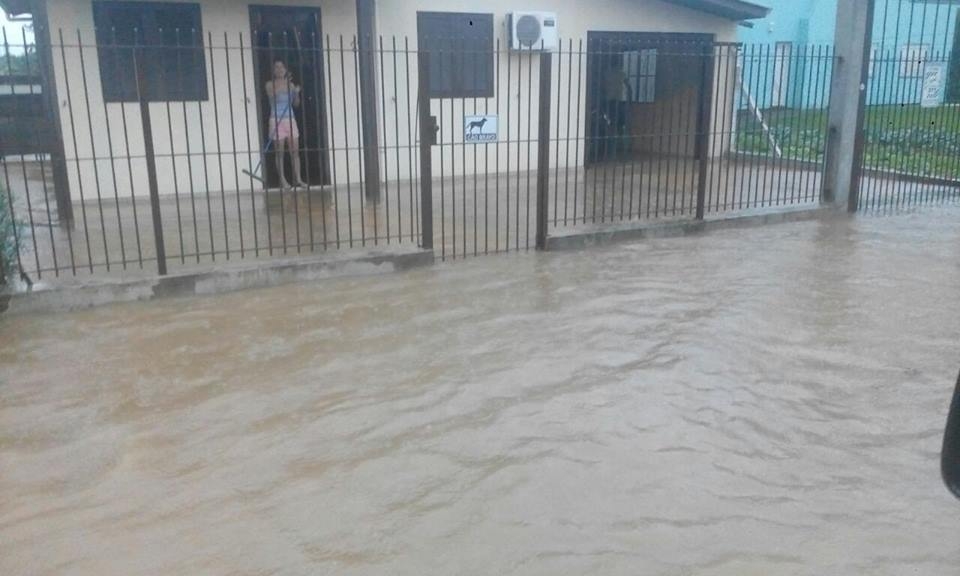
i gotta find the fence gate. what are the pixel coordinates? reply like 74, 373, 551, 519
857, 0, 960, 209
416, 37, 549, 260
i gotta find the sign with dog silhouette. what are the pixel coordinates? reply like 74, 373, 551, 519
464, 115, 498, 142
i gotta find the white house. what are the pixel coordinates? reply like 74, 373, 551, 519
2, 0, 768, 205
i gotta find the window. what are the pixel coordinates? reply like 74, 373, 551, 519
93, 1, 207, 102
622, 49, 657, 103
899, 43, 928, 78
417, 12, 494, 98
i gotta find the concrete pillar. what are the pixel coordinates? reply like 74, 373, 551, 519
823, 0, 875, 211
356, 0, 381, 202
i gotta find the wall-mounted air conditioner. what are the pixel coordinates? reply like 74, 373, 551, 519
508, 12, 559, 51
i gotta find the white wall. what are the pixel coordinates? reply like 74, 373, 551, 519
378, 0, 739, 184
46, 0, 739, 200
46, 0, 357, 201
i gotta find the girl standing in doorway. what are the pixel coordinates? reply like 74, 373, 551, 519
266, 60, 308, 189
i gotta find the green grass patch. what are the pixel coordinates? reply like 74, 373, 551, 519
735, 105, 960, 180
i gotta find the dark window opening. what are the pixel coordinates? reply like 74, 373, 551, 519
417, 11, 493, 98
93, 1, 207, 102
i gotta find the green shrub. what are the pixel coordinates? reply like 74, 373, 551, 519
0, 185, 23, 285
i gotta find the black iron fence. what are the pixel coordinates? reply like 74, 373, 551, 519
545, 40, 835, 230
1, 28, 847, 283
857, 0, 960, 209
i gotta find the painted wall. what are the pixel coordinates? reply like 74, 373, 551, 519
44, 0, 741, 201
45, 0, 357, 203
739, 0, 960, 107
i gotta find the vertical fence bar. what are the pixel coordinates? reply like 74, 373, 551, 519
714, 44, 731, 212
695, 42, 714, 220
295, 30, 315, 252
24, 27, 60, 276
309, 31, 327, 250
352, 35, 370, 246
505, 41, 511, 247
525, 47, 534, 249
516, 50, 524, 247
573, 39, 583, 225
327, 35, 345, 248
223, 32, 245, 257
76, 29, 111, 270
208, 31, 230, 259
536, 51, 552, 250
391, 36, 403, 244
58, 29, 92, 272
378, 36, 391, 244
553, 40, 562, 227
3, 29, 40, 278
197, 28, 217, 259
175, 28, 202, 262
404, 36, 416, 242
417, 49, 434, 251
89, 28, 126, 270
119, 33, 142, 268
239, 32, 261, 256
135, 46, 167, 276
495, 38, 502, 252
337, 35, 355, 248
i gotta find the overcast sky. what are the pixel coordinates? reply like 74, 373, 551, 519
1, 8, 33, 46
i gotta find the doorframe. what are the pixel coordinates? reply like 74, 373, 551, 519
248, 4, 331, 187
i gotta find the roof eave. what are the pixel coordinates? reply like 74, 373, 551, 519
0, 0, 34, 18
662, 0, 771, 22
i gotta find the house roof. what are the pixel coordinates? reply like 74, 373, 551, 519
0, 0, 32, 18
662, 0, 771, 21
1, 0, 771, 23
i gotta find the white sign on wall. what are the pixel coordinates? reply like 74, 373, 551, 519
464, 115, 498, 142
921, 62, 947, 108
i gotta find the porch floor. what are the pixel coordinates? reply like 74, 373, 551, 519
1, 156, 857, 283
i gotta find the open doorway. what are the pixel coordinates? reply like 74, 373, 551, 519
249, 5, 330, 188
585, 31, 713, 166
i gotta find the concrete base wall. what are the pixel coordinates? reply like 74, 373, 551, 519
545, 205, 834, 250
2, 245, 432, 315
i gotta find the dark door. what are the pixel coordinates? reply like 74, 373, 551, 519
585, 31, 713, 165
250, 5, 330, 187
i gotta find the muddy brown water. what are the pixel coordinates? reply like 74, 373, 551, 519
2, 207, 960, 575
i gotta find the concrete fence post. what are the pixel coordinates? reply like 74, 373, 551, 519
823, 0, 876, 211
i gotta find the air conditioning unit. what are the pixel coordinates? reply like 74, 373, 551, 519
508, 12, 558, 51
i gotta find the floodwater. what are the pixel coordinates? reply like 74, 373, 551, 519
2, 207, 960, 575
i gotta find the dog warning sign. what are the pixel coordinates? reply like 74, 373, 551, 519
464, 115, 498, 143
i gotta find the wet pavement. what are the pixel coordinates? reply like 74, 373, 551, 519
2, 206, 960, 575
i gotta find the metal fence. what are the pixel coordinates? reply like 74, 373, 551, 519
542, 39, 834, 231
857, 0, 960, 209
1, 27, 842, 283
